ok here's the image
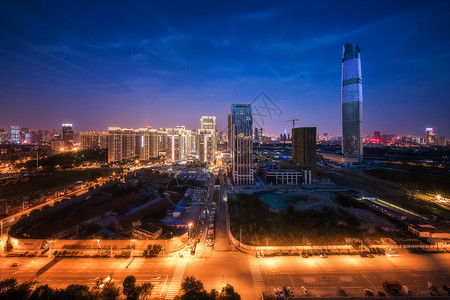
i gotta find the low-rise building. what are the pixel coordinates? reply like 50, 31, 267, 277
408, 224, 450, 239
132, 220, 162, 240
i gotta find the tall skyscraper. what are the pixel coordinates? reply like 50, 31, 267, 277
231, 104, 253, 185
10, 125, 20, 143
292, 127, 317, 176
62, 123, 74, 149
426, 128, 435, 145
166, 126, 194, 162
227, 114, 232, 151
341, 43, 363, 161
198, 116, 217, 163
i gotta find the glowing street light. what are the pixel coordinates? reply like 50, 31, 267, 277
188, 223, 192, 239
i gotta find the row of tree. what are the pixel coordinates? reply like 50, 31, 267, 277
0, 275, 240, 300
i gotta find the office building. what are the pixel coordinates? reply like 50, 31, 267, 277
227, 114, 232, 150
231, 104, 253, 185
0, 129, 7, 143
342, 43, 363, 161
426, 128, 436, 145
10, 125, 20, 143
292, 127, 317, 176
62, 123, 74, 149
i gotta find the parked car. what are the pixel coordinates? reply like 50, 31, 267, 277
320, 254, 328, 258
277, 288, 285, 299
337, 287, 346, 296
11, 262, 20, 267
442, 285, 449, 292
206, 243, 213, 247
377, 291, 386, 297
428, 281, 434, 289
302, 253, 309, 258
285, 286, 294, 297
301, 286, 309, 296
273, 288, 279, 298
364, 289, 374, 296
402, 285, 412, 296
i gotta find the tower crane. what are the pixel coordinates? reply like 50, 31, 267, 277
281, 118, 299, 129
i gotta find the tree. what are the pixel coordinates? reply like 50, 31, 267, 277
0, 278, 18, 294
29, 284, 56, 300
136, 282, 154, 299
218, 284, 241, 300
181, 276, 209, 300
123, 275, 138, 300
100, 281, 121, 300
61, 284, 92, 299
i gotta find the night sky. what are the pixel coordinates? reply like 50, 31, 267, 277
1, 0, 449, 137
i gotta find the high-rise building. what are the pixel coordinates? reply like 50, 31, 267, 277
62, 123, 74, 149
166, 126, 195, 162
81, 131, 108, 150
231, 104, 253, 185
342, 43, 363, 161
198, 129, 214, 163
292, 127, 317, 176
0, 129, 7, 143
227, 114, 232, 150
426, 128, 436, 145
137, 127, 159, 160
10, 125, 20, 143
198, 116, 217, 163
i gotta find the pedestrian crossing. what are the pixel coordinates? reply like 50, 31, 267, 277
165, 258, 187, 299
249, 258, 265, 299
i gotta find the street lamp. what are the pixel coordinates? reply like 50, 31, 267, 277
188, 223, 192, 239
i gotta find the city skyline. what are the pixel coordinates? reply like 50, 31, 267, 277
1, 1, 450, 137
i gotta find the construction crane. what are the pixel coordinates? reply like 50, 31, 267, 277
281, 118, 299, 129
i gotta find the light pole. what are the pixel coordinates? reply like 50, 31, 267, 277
188, 223, 192, 239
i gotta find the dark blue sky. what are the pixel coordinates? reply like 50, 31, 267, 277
1, 0, 449, 137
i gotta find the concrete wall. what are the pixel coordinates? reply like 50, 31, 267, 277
9, 232, 188, 252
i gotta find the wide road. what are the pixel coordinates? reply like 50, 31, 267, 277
1, 250, 449, 299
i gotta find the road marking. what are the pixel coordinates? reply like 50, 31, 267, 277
165, 259, 187, 299
249, 258, 265, 299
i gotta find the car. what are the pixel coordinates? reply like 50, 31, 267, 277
11, 262, 20, 267
337, 287, 347, 296
403, 286, 412, 296
302, 253, 309, 258
256, 252, 260, 258
277, 288, 285, 299
369, 254, 375, 258
320, 254, 328, 258
428, 281, 434, 289
285, 286, 294, 297
377, 291, 386, 297
274, 288, 279, 298
206, 243, 213, 247
301, 286, 309, 296
443, 285, 449, 292
364, 289, 374, 296
386, 254, 399, 257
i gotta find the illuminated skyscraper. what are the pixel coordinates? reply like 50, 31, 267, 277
342, 43, 363, 161
425, 128, 435, 145
231, 104, 253, 185
62, 123, 74, 149
198, 116, 217, 163
10, 125, 20, 143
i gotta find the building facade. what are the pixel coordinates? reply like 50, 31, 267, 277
292, 127, 317, 176
198, 116, 217, 163
81, 131, 108, 150
342, 43, 363, 161
10, 125, 20, 143
62, 123, 74, 149
231, 104, 253, 185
